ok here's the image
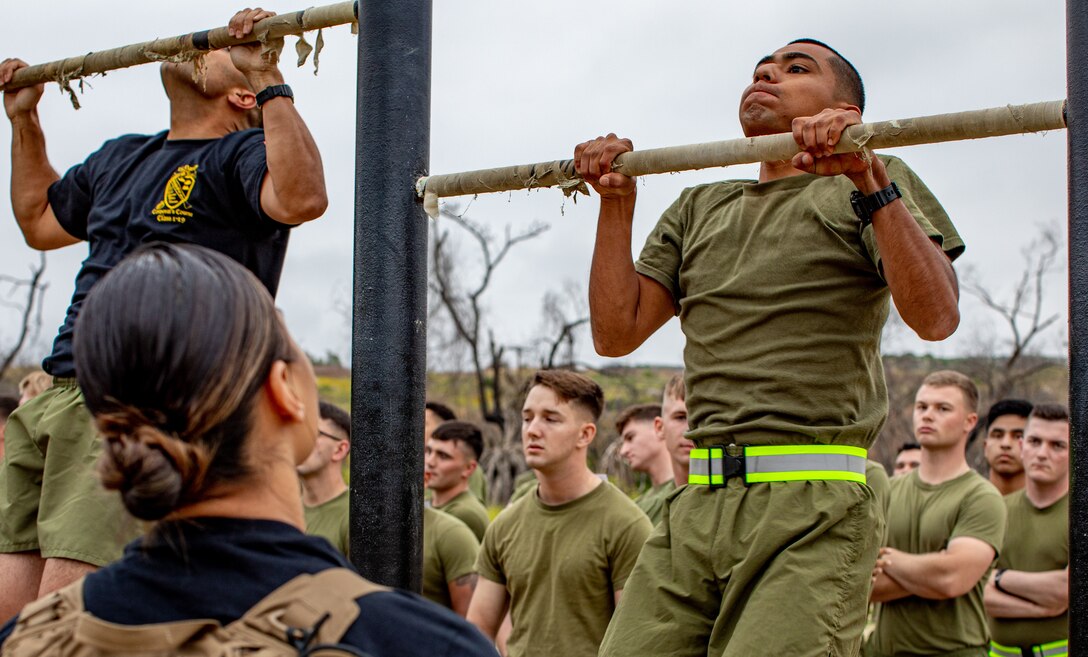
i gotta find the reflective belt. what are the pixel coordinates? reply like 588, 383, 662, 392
990, 640, 1068, 657
688, 444, 867, 486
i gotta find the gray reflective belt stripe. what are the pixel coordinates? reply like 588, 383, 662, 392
688, 453, 867, 477
746, 453, 867, 476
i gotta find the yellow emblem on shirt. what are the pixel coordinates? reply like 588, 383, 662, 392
152, 164, 199, 224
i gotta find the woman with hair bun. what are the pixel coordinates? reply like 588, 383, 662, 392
0, 243, 494, 656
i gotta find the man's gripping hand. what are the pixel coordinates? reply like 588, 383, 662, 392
1, 59, 44, 121
574, 134, 637, 200
227, 8, 285, 88
790, 108, 880, 186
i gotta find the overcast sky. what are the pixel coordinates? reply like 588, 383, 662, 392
0, 1, 1070, 371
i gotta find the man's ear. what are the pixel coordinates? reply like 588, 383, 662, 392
228, 88, 258, 111
332, 439, 351, 462
577, 423, 597, 449
265, 360, 305, 422
835, 100, 862, 116
965, 412, 980, 434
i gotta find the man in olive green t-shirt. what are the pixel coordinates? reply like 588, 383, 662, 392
299, 401, 351, 556
868, 372, 1007, 657
426, 421, 490, 542
425, 401, 488, 504
984, 404, 1069, 657
577, 38, 964, 657
467, 370, 652, 657
616, 403, 674, 524
422, 506, 480, 617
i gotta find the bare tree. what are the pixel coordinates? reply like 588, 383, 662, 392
430, 204, 548, 431
961, 225, 1063, 401
0, 253, 48, 381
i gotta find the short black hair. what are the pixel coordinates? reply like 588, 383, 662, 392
425, 401, 457, 422
431, 420, 484, 461
896, 442, 921, 455
0, 395, 18, 420
1029, 402, 1068, 424
788, 38, 865, 114
319, 400, 351, 440
986, 399, 1034, 429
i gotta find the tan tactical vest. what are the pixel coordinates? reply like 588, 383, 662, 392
2, 568, 388, 656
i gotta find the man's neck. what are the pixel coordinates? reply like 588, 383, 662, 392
758, 159, 808, 183
671, 459, 689, 487
989, 469, 1025, 496
167, 101, 247, 140
645, 453, 675, 488
432, 481, 469, 508
535, 462, 602, 506
300, 469, 348, 508
917, 445, 970, 485
1025, 477, 1068, 509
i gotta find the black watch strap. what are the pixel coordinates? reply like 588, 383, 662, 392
850, 182, 901, 228
256, 84, 294, 107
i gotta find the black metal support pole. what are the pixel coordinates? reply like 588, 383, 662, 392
1069, 1, 1087, 653
350, 0, 431, 591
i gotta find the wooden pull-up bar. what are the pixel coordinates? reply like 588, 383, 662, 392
0, 1, 358, 92
416, 99, 1067, 216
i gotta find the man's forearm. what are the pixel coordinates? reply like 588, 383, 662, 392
248, 72, 327, 222
1000, 568, 1068, 609
882, 550, 972, 600
858, 160, 959, 341
985, 580, 1062, 619
10, 111, 59, 230
870, 572, 912, 603
588, 194, 641, 356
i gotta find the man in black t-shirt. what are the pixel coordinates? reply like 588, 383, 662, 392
0, 7, 327, 617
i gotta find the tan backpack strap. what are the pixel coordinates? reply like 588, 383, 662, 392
234, 568, 390, 647
71, 615, 220, 651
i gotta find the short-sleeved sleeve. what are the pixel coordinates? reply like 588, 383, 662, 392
608, 514, 652, 591
47, 161, 94, 241
950, 484, 1007, 555
439, 521, 480, 583
475, 524, 506, 586
223, 130, 280, 230
860, 155, 965, 275
634, 191, 688, 313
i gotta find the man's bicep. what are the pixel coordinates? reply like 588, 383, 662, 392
946, 536, 997, 581
28, 205, 81, 250
635, 273, 677, 336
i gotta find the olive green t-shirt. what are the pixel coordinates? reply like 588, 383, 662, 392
989, 491, 1068, 647
635, 479, 677, 525
507, 471, 538, 506
434, 489, 490, 543
636, 156, 963, 449
869, 469, 1007, 655
478, 481, 653, 657
303, 489, 349, 557
422, 507, 480, 610
867, 460, 891, 542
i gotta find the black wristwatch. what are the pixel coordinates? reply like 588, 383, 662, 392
850, 182, 901, 228
993, 568, 1010, 594
256, 84, 294, 107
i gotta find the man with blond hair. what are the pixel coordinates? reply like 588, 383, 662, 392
616, 403, 672, 524
868, 370, 1007, 657
656, 372, 692, 486
468, 370, 651, 657
985, 403, 1068, 657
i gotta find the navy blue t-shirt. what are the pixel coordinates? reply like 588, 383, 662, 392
0, 518, 495, 656
43, 130, 291, 377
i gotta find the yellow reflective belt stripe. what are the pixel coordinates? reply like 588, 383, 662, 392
989, 641, 1022, 657
688, 445, 868, 485
744, 445, 867, 458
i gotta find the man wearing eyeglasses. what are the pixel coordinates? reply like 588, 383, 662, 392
298, 400, 351, 556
